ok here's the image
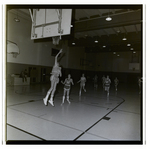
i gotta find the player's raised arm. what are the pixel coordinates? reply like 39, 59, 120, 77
54, 49, 62, 66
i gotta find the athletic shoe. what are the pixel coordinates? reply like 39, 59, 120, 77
49, 100, 54, 106
61, 101, 64, 105
107, 93, 109, 97
79, 91, 81, 96
67, 100, 71, 104
43, 98, 47, 106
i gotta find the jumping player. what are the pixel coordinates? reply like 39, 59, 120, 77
61, 74, 74, 105
104, 75, 111, 97
43, 49, 62, 106
114, 77, 119, 91
77, 74, 86, 96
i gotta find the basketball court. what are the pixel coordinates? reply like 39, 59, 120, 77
6, 82, 141, 142
4, 6, 143, 144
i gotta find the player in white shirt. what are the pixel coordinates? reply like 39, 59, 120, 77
61, 74, 74, 105
102, 75, 106, 89
93, 75, 98, 90
114, 77, 119, 91
104, 75, 111, 97
77, 74, 86, 96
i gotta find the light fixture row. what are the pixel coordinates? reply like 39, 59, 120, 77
127, 44, 136, 51
72, 42, 136, 54
72, 36, 133, 50
105, 15, 128, 41
112, 48, 136, 53
94, 37, 128, 43
113, 50, 136, 56
72, 42, 134, 51
113, 52, 120, 56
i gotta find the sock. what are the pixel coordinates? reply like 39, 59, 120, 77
62, 96, 65, 104
67, 96, 70, 103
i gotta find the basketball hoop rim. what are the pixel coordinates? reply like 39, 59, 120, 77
52, 36, 60, 45
12, 52, 19, 58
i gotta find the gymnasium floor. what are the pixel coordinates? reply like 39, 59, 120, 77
6, 81, 142, 144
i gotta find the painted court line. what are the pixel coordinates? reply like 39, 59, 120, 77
74, 97, 125, 141
7, 123, 46, 141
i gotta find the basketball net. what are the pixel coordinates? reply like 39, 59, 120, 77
52, 36, 60, 45
52, 9, 63, 46
12, 52, 18, 58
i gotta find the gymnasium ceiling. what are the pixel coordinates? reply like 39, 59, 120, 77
7, 5, 142, 53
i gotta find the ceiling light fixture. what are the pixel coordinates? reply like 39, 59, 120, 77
14, 10, 20, 22
95, 40, 98, 43
133, 51, 136, 54
14, 18, 20, 22
72, 42, 75, 45
127, 43, 131, 46
117, 54, 120, 56
122, 37, 127, 41
113, 52, 116, 54
106, 16, 112, 21
130, 48, 134, 50
105, 9, 112, 21
103, 45, 106, 48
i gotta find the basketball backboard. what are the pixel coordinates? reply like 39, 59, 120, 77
129, 63, 140, 70
30, 9, 72, 40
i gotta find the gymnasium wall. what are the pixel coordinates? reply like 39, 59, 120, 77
6, 11, 141, 85
6, 11, 69, 68
6, 11, 67, 84
7, 11, 38, 65
65, 51, 141, 83
67, 47, 85, 70
96, 51, 141, 73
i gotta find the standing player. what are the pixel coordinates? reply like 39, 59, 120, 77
138, 77, 142, 94
102, 75, 106, 89
93, 75, 98, 90
104, 75, 111, 97
61, 74, 74, 105
43, 49, 62, 106
77, 74, 86, 96
114, 77, 119, 91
